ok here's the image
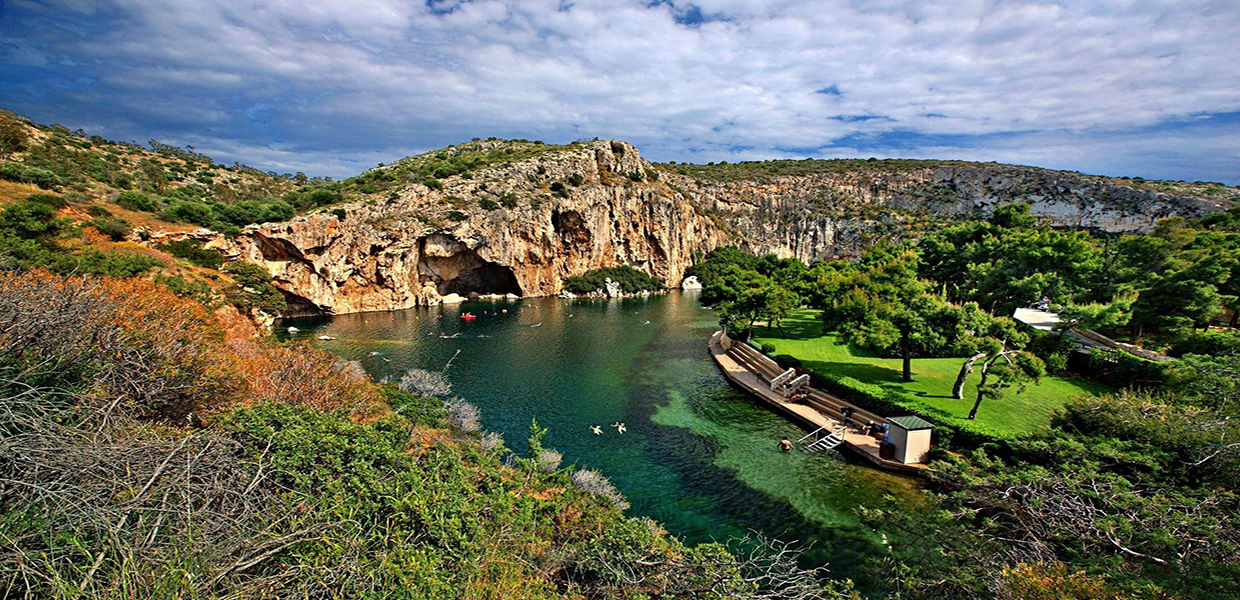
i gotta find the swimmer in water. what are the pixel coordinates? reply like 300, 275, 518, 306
590, 425, 603, 435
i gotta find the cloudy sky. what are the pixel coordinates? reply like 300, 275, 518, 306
2, 0, 1238, 183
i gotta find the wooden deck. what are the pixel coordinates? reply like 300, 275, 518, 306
709, 330, 930, 474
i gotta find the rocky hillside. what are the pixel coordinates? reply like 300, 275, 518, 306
213, 140, 727, 315
208, 140, 1228, 315
674, 159, 1229, 264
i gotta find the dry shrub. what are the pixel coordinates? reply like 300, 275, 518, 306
480, 431, 505, 452
570, 469, 629, 511
446, 396, 482, 432
999, 563, 1122, 600
0, 270, 237, 425
398, 367, 452, 398
0, 271, 302, 598
229, 339, 379, 415
537, 450, 563, 473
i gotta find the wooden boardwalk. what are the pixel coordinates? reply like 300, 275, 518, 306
708, 330, 930, 474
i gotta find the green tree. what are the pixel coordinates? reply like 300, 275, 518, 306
758, 285, 800, 336
822, 243, 951, 382
945, 315, 1045, 418
701, 264, 773, 338
920, 203, 1103, 315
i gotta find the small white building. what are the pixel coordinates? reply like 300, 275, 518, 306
886, 415, 934, 464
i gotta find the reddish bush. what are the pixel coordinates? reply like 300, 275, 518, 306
0, 270, 237, 425
229, 339, 378, 415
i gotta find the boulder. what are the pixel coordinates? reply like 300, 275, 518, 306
603, 277, 623, 298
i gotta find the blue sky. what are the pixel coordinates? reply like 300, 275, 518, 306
2, 0, 1238, 184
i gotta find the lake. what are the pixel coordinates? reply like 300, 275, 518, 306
278, 291, 923, 587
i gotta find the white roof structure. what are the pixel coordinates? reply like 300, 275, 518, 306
1012, 308, 1062, 332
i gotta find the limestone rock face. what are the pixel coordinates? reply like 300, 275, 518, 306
215, 141, 728, 316
682, 164, 1223, 263
681, 275, 702, 290
200, 140, 1222, 317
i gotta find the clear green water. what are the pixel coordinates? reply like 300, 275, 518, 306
278, 291, 922, 585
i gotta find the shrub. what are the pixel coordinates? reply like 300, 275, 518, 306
0, 271, 236, 423
571, 469, 630, 511
567, 173, 584, 186
86, 204, 112, 217
155, 273, 216, 305
447, 210, 467, 221
0, 161, 63, 188
229, 340, 377, 415
446, 396, 482, 432
1169, 329, 1240, 357
480, 431, 505, 452
116, 190, 160, 212
158, 239, 225, 269
85, 216, 132, 241
0, 201, 64, 239
423, 178, 443, 190
498, 192, 519, 208
222, 261, 287, 315
1026, 330, 1074, 375
537, 450, 563, 473
1087, 349, 1169, 389
24, 193, 66, 208
479, 198, 499, 211
161, 200, 216, 227
379, 384, 445, 427
68, 248, 161, 277
213, 199, 294, 226
398, 368, 452, 398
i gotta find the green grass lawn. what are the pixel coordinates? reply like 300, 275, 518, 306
751, 311, 1114, 438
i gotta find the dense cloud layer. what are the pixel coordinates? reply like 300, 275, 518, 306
1, 0, 1238, 182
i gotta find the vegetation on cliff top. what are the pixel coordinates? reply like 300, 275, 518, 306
349, 138, 575, 196
661, 155, 1240, 208
664, 157, 966, 182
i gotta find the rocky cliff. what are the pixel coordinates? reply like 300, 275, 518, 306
204, 140, 1224, 316
215, 141, 727, 316
680, 163, 1224, 263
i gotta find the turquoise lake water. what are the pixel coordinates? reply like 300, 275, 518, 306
278, 291, 923, 587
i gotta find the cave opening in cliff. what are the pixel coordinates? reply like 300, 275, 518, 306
419, 233, 524, 298
438, 262, 523, 298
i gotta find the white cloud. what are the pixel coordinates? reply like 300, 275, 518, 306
1, 0, 1237, 182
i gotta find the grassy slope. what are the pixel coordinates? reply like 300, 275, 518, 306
752, 311, 1113, 438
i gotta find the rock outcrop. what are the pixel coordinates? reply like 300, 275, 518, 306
203, 140, 1223, 316
216, 141, 726, 316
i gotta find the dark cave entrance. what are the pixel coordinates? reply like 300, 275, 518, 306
438, 261, 523, 297
418, 234, 524, 298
